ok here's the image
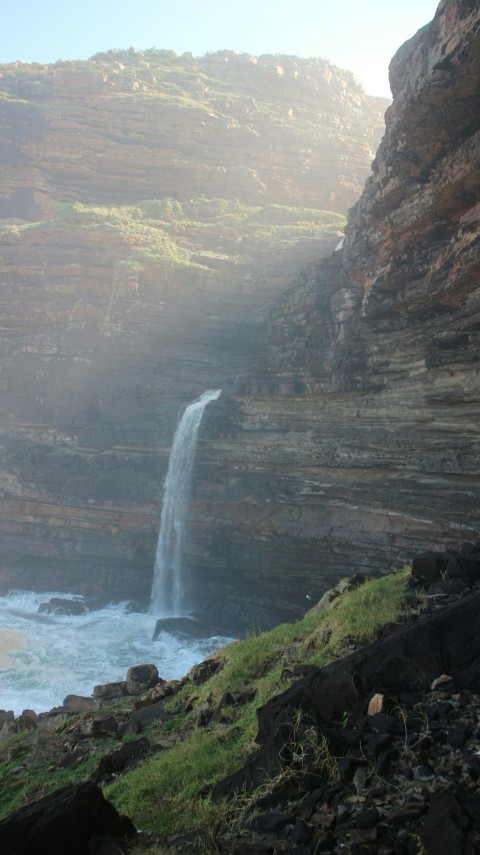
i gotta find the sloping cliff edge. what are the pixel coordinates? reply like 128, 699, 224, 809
190, 0, 480, 628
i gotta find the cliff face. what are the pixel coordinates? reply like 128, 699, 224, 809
189, 0, 480, 628
0, 50, 383, 210
0, 51, 387, 604
3, 4, 478, 633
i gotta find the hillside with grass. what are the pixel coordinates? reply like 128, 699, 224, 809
0, 569, 411, 849
2, 557, 480, 854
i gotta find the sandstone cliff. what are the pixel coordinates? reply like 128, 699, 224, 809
0, 51, 387, 605
192, 0, 480, 628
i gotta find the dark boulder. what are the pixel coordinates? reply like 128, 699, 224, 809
126, 663, 159, 694
420, 793, 470, 854
38, 597, 87, 616
411, 552, 446, 582
92, 737, 150, 782
0, 781, 136, 854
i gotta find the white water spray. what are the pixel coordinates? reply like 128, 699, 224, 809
150, 390, 221, 616
0, 590, 227, 715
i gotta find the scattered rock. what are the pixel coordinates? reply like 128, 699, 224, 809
0, 719, 18, 740
16, 714, 36, 732
92, 737, 150, 782
188, 655, 225, 686
367, 692, 384, 715
306, 574, 369, 613
0, 710, 14, 727
431, 673, 453, 690
125, 663, 159, 695
62, 694, 96, 713
21, 709, 38, 723
195, 706, 214, 728
209, 586, 480, 853
93, 681, 128, 700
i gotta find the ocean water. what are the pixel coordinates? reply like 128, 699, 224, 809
0, 590, 230, 716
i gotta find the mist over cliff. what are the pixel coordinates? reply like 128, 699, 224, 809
1, 1, 478, 632
0, 49, 387, 614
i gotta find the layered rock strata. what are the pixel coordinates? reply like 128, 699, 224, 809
0, 52, 387, 602
188, 0, 480, 628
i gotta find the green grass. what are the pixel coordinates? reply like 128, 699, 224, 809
2, 196, 344, 277
106, 725, 250, 839
106, 568, 410, 844
0, 726, 118, 818
0, 568, 411, 850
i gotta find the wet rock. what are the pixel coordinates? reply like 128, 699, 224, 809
93, 681, 128, 700
126, 663, 159, 694
38, 597, 87, 616
62, 694, 96, 713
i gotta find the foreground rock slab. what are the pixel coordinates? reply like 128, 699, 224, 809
0, 781, 136, 854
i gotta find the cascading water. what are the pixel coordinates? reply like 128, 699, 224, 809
150, 389, 222, 616
0, 397, 230, 715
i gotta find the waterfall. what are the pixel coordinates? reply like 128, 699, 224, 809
150, 389, 222, 616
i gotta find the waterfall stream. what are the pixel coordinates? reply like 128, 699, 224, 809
150, 389, 221, 616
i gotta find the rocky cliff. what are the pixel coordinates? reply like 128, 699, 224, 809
3, 2, 478, 633
0, 51, 387, 605
190, 0, 480, 629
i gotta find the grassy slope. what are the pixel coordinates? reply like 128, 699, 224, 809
0, 198, 345, 279
109, 569, 410, 848
0, 569, 410, 851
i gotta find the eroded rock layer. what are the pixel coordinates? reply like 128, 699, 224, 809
0, 51, 387, 604
189, 0, 480, 628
